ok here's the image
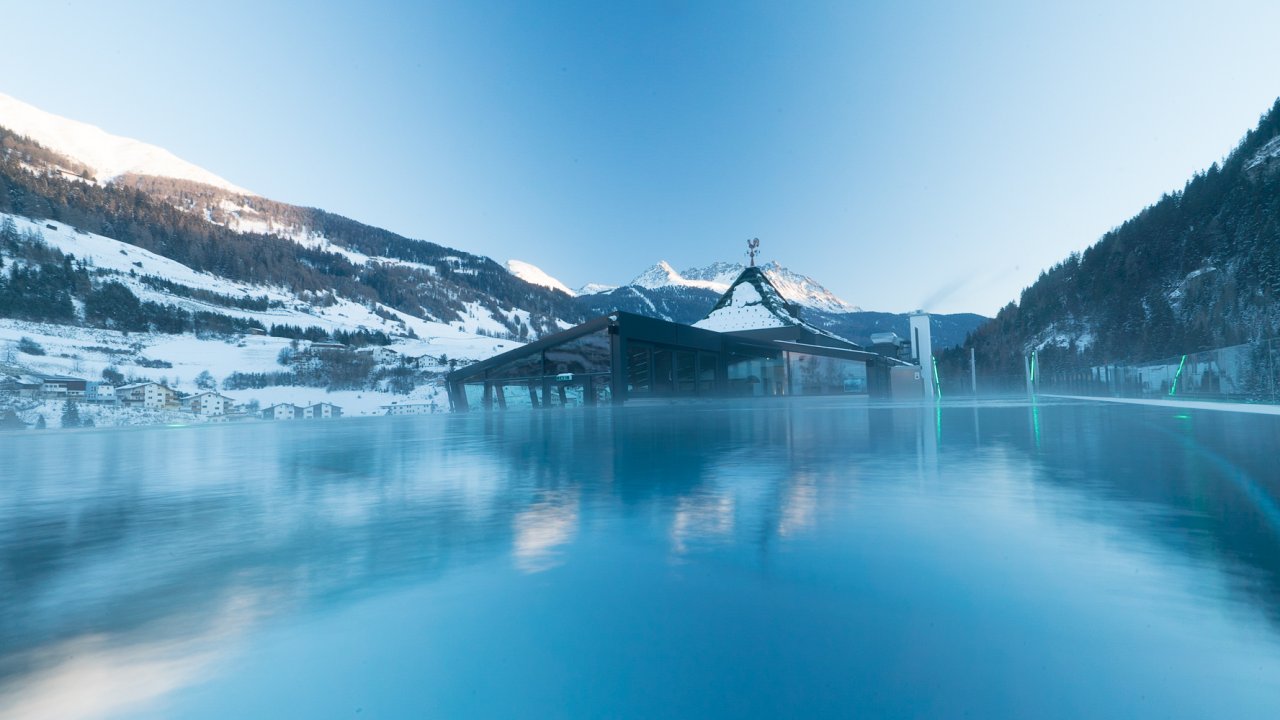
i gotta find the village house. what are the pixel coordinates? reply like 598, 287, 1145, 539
262, 403, 303, 420
0, 375, 43, 398
84, 381, 117, 405
302, 402, 342, 419
117, 382, 179, 410
187, 391, 233, 416
39, 375, 88, 398
381, 402, 438, 416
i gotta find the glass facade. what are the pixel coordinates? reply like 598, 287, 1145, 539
625, 342, 720, 398
786, 351, 868, 395
448, 312, 883, 411
727, 351, 787, 397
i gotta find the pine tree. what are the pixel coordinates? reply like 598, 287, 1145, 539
195, 370, 216, 390
0, 409, 25, 429
61, 401, 80, 429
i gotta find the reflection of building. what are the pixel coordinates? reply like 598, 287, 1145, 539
447, 266, 914, 410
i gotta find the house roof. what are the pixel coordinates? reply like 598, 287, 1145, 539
694, 266, 819, 333
117, 382, 171, 391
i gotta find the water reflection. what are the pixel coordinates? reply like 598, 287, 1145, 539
1, 400, 1279, 718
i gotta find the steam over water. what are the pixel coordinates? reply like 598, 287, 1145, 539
2, 399, 1279, 718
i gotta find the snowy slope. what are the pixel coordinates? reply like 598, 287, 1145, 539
506, 259, 576, 296
576, 282, 618, 295
0, 92, 252, 194
1, 212, 516, 361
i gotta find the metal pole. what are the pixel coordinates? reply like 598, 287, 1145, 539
969, 347, 977, 396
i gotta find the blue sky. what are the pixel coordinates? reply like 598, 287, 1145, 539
4, 0, 1280, 314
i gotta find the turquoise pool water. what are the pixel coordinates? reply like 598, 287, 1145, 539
2, 399, 1279, 718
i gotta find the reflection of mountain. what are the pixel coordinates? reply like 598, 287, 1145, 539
1, 402, 1279, 715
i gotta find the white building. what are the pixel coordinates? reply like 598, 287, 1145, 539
262, 403, 302, 420
84, 382, 117, 404
381, 402, 438, 416
118, 382, 178, 410
302, 402, 342, 419
39, 375, 87, 398
187, 392, 233, 416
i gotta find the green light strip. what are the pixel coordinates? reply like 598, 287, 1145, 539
1169, 354, 1187, 396
1030, 350, 1037, 383
932, 357, 942, 400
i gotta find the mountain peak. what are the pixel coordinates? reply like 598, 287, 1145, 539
506, 259, 576, 296
622, 258, 860, 313
0, 92, 253, 195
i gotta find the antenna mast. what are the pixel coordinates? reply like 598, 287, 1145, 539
747, 237, 760, 267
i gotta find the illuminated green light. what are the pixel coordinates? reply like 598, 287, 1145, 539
1169, 355, 1187, 396
1030, 351, 1037, 383
932, 357, 942, 400
1032, 402, 1041, 447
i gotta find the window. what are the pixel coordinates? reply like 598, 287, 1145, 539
652, 348, 674, 394
627, 342, 651, 393
675, 351, 696, 394
698, 352, 718, 394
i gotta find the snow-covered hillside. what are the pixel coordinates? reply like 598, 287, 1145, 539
0, 319, 450, 420
0, 212, 531, 418
1, 213, 522, 345
0, 92, 252, 194
506, 259, 576, 296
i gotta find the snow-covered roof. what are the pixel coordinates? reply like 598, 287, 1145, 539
694, 266, 812, 333
117, 382, 163, 390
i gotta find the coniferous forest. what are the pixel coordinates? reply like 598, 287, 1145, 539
944, 99, 1280, 386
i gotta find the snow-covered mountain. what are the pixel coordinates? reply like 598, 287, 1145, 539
0, 92, 252, 194
629, 261, 729, 292
604, 260, 860, 314
506, 259, 576, 296
0, 94, 595, 421
0, 92, 989, 424
576, 259, 985, 348
576, 282, 617, 295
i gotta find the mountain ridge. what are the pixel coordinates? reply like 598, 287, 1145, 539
0, 92, 252, 195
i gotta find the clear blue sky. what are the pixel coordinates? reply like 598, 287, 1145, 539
5, 0, 1280, 315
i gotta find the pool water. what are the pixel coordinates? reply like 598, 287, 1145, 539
2, 398, 1279, 718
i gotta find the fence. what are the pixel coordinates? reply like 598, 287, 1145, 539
1037, 338, 1280, 404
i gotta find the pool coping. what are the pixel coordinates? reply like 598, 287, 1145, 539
1043, 394, 1280, 416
